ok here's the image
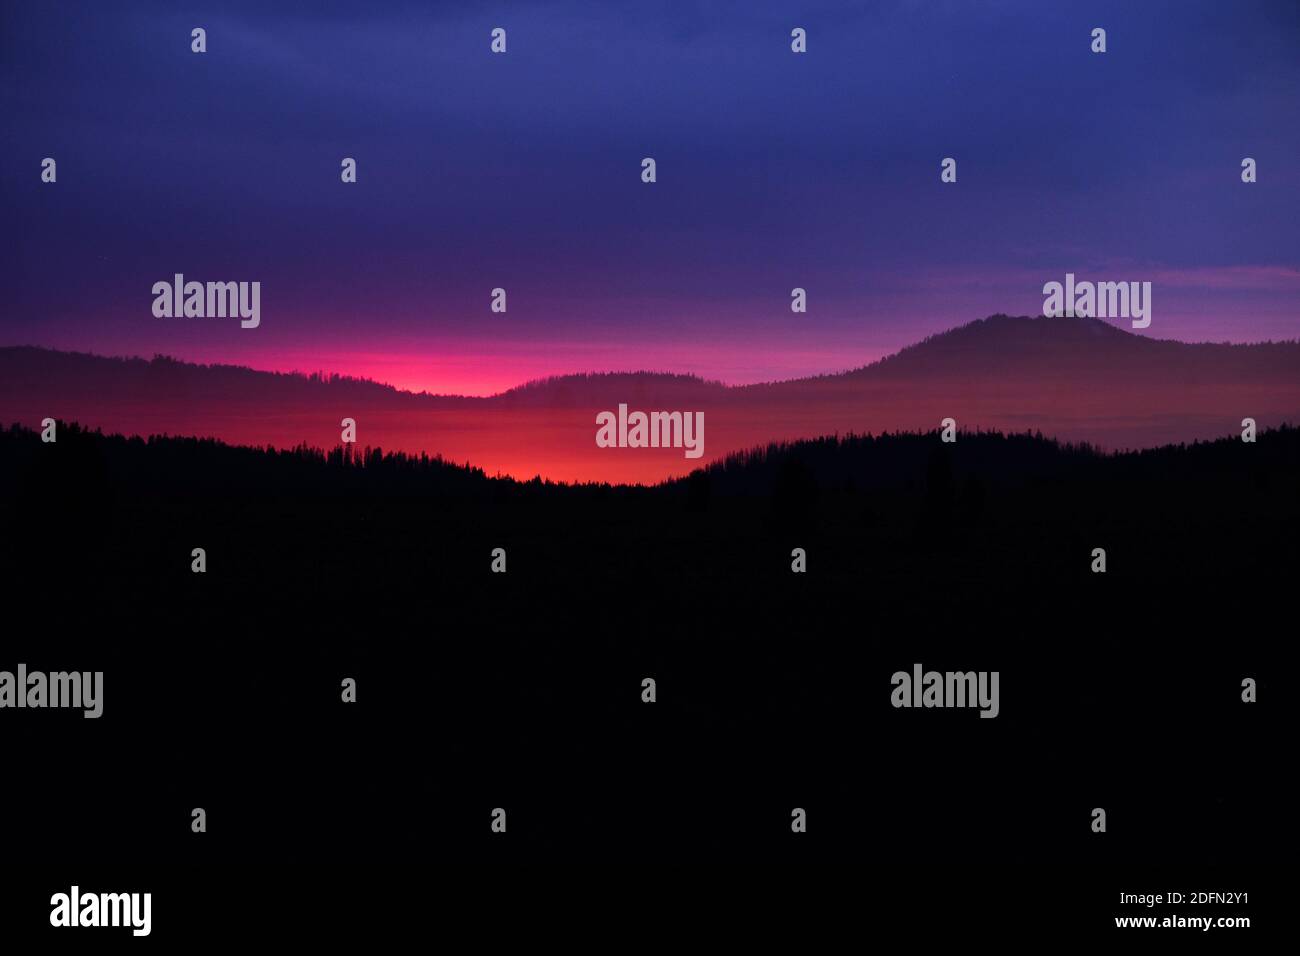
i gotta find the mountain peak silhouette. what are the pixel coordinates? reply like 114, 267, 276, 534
3, 314, 1298, 482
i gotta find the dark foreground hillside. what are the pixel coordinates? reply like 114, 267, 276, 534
0, 423, 1291, 863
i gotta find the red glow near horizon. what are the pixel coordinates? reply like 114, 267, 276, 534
22, 307, 1298, 402
32, 337, 896, 397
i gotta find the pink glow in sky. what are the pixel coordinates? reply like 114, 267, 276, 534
9, 263, 1299, 396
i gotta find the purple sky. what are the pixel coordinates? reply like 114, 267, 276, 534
3, 0, 1298, 394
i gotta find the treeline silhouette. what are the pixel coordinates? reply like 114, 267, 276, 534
0, 422, 497, 499
0, 419, 1289, 864
8, 319, 1300, 463
5, 418, 1299, 586
7, 419, 1297, 498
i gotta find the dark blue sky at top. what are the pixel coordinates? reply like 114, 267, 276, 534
2, 0, 1298, 391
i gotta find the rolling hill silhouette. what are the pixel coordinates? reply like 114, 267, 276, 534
0, 419, 1291, 862
3, 314, 1298, 483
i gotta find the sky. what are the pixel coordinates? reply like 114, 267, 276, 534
3, 0, 1298, 395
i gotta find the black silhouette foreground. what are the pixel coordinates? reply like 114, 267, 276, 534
0, 422, 1288, 864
